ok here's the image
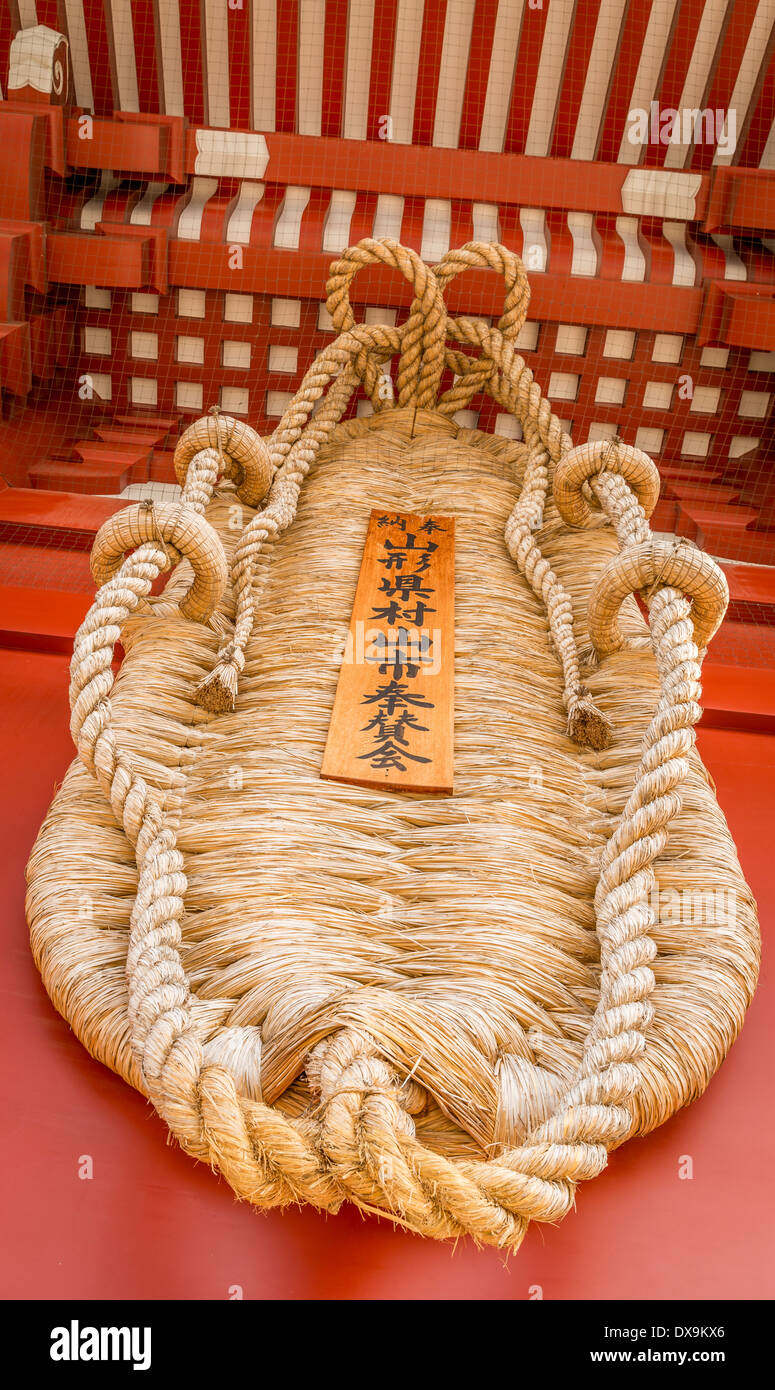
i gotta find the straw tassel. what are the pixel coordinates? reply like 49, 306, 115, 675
195, 641, 244, 712
566, 685, 613, 751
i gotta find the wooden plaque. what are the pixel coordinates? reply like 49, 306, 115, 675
321, 509, 455, 794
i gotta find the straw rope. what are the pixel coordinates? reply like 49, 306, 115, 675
554, 440, 729, 654
28, 240, 757, 1249
554, 439, 661, 529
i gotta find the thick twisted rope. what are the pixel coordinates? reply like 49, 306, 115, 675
196, 273, 428, 708
195, 354, 363, 710
550, 439, 728, 1100
449, 316, 611, 744
326, 237, 448, 409
66, 240, 728, 1247
434, 242, 530, 415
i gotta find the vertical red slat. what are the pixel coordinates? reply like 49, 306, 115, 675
175, 0, 204, 126
321, 0, 348, 136
739, 45, 775, 167
130, 0, 160, 114
644, 0, 709, 168
0, 0, 14, 92
36, 0, 61, 29
597, 0, 659, 163
227, 0, 251, 130
695, 0, 765, 171
502, 1, 550, 155
412, 0, 447, 146
550, 0, 604, 159
275, 0, 299, 132
78, 0, 114, 117
366, 0, 399, 140
457, 0, 499, 151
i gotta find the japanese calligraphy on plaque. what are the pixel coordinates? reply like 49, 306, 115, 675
321, 509, 455, 795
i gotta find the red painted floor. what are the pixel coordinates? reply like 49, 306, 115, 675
1, 647, 772, 1301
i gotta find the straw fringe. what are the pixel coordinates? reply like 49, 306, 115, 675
194, 655, 241, 713
194, 639, 244, 713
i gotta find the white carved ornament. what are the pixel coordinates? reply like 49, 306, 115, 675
8, 24, 69, 100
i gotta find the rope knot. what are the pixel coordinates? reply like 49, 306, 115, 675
307, 1029, 426, 1120
325, 238, 448, 410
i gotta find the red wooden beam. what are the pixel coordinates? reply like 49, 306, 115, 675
0, 485, 124, 540
95, 222, 169, 294
168, 242, 704, 332
0, 322, 31, 397
722, 290, 775, 348
0, 585, 93, 653
0, 229, 34, 319
0, 220, 46, 296
28, 307, 73, 381
701, 663, 775, 732
254, 134, 710, 218
63, 119, 713, 221
114, 112, 187, 185
0, 111, 47, 221
1, 101, 65, 176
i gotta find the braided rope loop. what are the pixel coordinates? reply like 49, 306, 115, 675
554, 439, 661, 529
435, 241, 530, 416
326, 237, 447, 409
589, 538, 729, 656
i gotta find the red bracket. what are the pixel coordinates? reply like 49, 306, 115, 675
47, 230, 153, 289
0, 101, 66, 177
698, 279, 775, 348
95, 221, 169, 294
115, 112, 187, 185
66, 113, 187, 183
704, 167, 775, 234
0, 111, 48, 221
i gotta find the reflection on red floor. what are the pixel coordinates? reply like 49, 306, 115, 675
0, 397, 90, 490
0, 647, 771, 1300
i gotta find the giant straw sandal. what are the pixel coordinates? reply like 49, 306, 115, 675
27, 240, 760, 1249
